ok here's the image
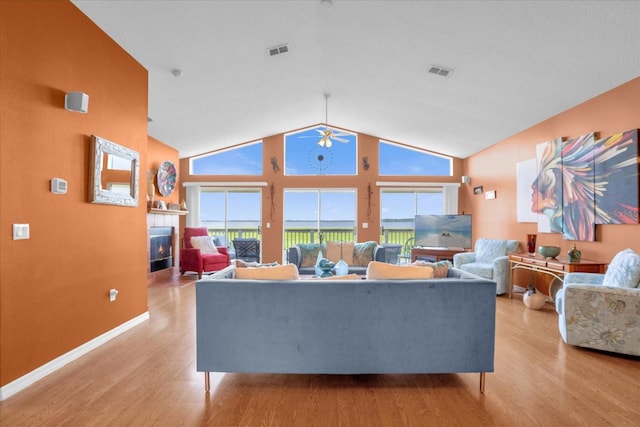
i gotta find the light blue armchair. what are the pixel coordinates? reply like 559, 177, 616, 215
453, 238, 519, 295
555, 248, 640, 356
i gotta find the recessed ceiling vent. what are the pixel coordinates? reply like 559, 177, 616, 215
268, 44, 289, 56
427, 65, 453, 77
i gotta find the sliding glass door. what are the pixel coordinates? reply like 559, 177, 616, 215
200, 189, 262, 241
283, 189, 357, 250
380, 189, 444, 245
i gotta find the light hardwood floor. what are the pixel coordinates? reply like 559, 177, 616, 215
1, 274, 638, 426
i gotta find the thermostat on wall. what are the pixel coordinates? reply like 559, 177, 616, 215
51, 178, 68, 194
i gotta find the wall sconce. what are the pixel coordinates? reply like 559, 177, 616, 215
362, 156, 370, 171
65, 92, 89, 113
270, 157, 280, 173
461, 175, 471, 184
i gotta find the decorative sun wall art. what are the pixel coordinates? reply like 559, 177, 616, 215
517, 129, 639, 242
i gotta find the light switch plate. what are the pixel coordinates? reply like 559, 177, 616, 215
13, 224, 30, 240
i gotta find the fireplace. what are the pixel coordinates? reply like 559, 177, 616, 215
149, 226, 174, 272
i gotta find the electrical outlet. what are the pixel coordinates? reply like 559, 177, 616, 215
109, 289, 118, 302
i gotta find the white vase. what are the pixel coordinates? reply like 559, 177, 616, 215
314, 250, 324, 276
523, 287, 546, 310
335, 259, 349, 276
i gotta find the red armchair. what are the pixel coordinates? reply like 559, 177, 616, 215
180, 227, 231, 279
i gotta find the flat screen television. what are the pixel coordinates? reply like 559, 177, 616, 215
414, 214, 472, 249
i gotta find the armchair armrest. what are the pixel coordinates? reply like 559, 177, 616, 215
563, 272, 605, 285
555, 283, 640, 356
287, 246, 302, 268
373, 245, 386, 263
453, 251, 476, 268
216, 246, 231, 264
180, 247, 204, 270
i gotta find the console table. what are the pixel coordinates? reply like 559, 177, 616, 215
508, 254, 606, 299
411, 247, 467, 262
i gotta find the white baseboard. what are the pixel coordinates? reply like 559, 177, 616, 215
0, 311, 149, 401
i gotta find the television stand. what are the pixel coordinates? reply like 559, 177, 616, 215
411, 247, 467, 263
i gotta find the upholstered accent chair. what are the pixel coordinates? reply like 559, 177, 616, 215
555, 248, 640, 356
453, 238, 520, 295
180, 227, 231, 279
233, 238, 260, 263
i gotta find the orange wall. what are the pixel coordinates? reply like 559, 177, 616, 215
147, 136, 180, 207
180, 129, 465, 263
462, 77, 640, 263
0, 1, 149, 386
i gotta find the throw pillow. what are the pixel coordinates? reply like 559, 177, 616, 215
366, 261, 434, 280
190, 236, 219, 254
234, 264, 300, 280
353, 241, 378, 266
299, 244, 326, 267
602, 248, 640, 288
412, 260, 451, 278
325, 241, 355, 265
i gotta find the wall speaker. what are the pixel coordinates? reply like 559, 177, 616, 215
461, 175, 471, 184
65, 92, 89, 113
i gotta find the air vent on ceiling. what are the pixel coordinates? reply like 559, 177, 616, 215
427, 65, 453, 77
268, 44, 289, 56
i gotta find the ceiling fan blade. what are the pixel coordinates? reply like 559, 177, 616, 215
333, 137, 350, 143
333, 130, 350, 137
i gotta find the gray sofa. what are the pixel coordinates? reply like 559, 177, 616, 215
287, 242, 386, 275
195, 267, 497, 392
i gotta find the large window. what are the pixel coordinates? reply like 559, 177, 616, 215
380, 189, 444, 244
200, 189, 262, 241
283, 189, 357, 250
379, 140, 452, 176
190, 141, 263, 175
284, 126, 357, 175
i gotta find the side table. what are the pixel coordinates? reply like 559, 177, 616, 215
508, 254, 606, 300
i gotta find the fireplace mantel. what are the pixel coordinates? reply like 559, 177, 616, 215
148, 208, 188, 216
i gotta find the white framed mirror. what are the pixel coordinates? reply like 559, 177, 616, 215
90, 135, 140, 207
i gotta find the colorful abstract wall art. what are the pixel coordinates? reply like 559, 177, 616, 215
516, 158, 537, 223
594, 129, 639, 224
532, 138, 563, 234
561, 132, 596, 241
523, 129, 639, 241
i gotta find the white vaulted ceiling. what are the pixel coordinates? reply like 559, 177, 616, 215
71, 0, 640, 159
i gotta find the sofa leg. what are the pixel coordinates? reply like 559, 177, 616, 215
198, 272, 202, 279
479, 372, 485, 393
204, 371, 210, 392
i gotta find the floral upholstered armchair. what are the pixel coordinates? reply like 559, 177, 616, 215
453, 238, 519, 295
555, 248, 640, 356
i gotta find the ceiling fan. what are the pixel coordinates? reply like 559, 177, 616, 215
316, 93, 350, 148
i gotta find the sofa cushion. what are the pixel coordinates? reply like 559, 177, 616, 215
353, 241, 378, 266
602, 248, 640, 288
413, 260, 451, 278
366, 261, 434, 280
326, 241, 354, 265
298, 243, 326, 267
235, 264, 300, 281
459, 263, 494, 280
190, 236, 218, 254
